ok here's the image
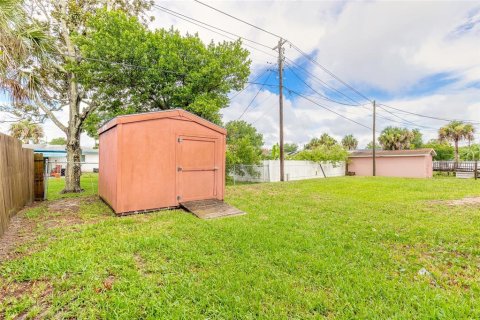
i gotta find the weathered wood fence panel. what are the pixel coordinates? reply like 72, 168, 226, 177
0, 133, 34, 237
34, 153, 45, 200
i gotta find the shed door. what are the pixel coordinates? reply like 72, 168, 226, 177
176, 136, 218, 202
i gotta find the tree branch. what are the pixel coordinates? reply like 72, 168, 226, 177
79, 103, 97, 123
35, 99, 67, 133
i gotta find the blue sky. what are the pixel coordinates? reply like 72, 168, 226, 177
2, 1, 480, 148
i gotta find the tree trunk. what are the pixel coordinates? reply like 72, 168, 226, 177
61, 70, 83, 193
63, 131, 83, 193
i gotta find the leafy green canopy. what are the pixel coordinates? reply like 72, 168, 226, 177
304, 133, 338, 150
50, 137, 67, 145
73, 10, 251, 138
411, 129, 423, 149
439, 120, 475, 162
378, 126, 415, 150
225, 120, 264, 176
293, 144, 348, 163
341, 134, 358, 150
423, 139, 454, 161
459, 144, 480, 161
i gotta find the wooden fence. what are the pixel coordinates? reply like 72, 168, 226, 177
0, 133, 34, 237
433, 161, 479, 172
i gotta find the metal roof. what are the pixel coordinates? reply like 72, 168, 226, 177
22, 144, 98, 155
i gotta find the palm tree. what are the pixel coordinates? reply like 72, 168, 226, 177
378, 126, 414, 150
305, 133, 337, 150
9, 120, 44, 143
439, 121, 475, 163
0, 0, 52, 103
341, 134, 358, 150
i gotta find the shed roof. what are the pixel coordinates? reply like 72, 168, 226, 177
349, 148, 436, 158
98, 109, 226, 135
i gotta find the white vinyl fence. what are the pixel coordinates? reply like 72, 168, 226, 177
231, 160, 346, 183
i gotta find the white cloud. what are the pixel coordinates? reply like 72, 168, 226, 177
2, 1, 479, 150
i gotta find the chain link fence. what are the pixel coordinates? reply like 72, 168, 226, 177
44, 160, 99, 199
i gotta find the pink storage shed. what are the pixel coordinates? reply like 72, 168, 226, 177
98, 109, 226, 215
348, 149, 436, 178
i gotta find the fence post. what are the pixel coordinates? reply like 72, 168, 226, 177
475, 161, 478, 180
34, 153, 45, 201
44, 159, 49, 200
319, 162, 327, 178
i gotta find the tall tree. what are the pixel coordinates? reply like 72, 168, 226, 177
284, 143, 298, 154
410, 129, 423, 149
2, 4, 249, 193
225, 120, 263, 176
439, 121, 475, 163
75, 10, 250, 138
2, 1, 153, 193
0, 0, 51, 118
9, 120, 44, 143
293, 144, 348, 163
50, 137, 67, 145
341, 134, 358, 150
423, 139, 454, 160
305, 133, 338, 150
366, 141, 382, 150
378, 126, 414, 150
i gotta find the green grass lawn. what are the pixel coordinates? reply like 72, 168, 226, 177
2, 176, 480, 318
46, 173, 99, 200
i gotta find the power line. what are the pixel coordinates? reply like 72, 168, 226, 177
379, 103, 480, 124
229, 67, 274, 101
285, 63, 363, 107
376, 105, 438, 130
284, 57, 363, 105
237, 71, 274, 120
187, 1, 372, 107
62, 54, 186, 75
251, 94, 275, 124
152, 5, 277, 59
375, 110, 438, 131
285, 87, 373, 131
288, 42, 372, 102
152, 4, 278, 58
193, 0, 282, 39
189, 1, 478, 126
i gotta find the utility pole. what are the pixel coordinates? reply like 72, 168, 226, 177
372, 100, 376, 176
274, 38, 287, 181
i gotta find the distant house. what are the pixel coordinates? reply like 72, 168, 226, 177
22, 144, 99, 173
348, 149, 436, 178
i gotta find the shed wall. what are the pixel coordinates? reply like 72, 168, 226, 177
348, 155, 433, 178
113, 115, 225, 213
99, 126, 118, 211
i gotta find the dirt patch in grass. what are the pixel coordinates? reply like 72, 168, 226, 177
0, 197, 107, 262
389, 243, 479, 290
0, 205, 40, 262
0, 279, 53, 319
429, 196, 480, 206
47, 198, 81, 213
